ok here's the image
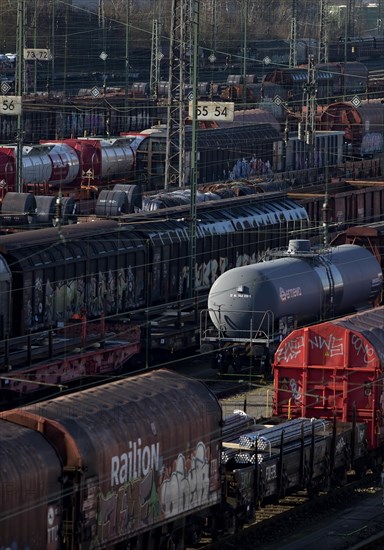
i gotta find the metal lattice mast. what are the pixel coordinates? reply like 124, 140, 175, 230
125, 1, 130, 123
348, 0, 356, 38
304, 55, 317, 167
165, 0, 191, 189
318, 0, 328, 64
379, 0, 384, 32
242, 0, 248, 105
188, 0, 200, 297
289, 0, 297, 68
16, 0, 25, 193
150, 19, 161, 99
210, 0, 217, 55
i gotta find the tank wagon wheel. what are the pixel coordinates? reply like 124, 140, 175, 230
228, 355, 241, 374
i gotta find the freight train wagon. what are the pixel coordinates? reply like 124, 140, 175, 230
201, 240, 382, 373
0, 117, 282, 196
289, 177, 384, 240
330, 220, 384, 269
0, 95, 156, 143
0, 368, 370, 549
273, 306, 384, 459
0, 195, 309, 400
263, 62, 369, 105
320, 100, 384, 159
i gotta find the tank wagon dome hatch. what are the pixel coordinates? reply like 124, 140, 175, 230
0, 369, 222, 547
207, 243, 382, 341
273, 306, 384, 450
287, 239, 311, 254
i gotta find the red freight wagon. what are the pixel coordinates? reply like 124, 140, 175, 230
273, 307, 384, 451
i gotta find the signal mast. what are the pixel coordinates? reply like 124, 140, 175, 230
164, 0, 200, 296
318, 0, 329, 63
289, 0, 297, 67
164, 0, 191, 189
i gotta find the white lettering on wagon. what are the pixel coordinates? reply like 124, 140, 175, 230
279, 286, 302, 301
111, 438, 160, 487
351, 334, 375, 365
308, 334, 344, 357
275, 335, 304, 362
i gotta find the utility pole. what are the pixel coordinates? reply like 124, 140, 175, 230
63, 3, 69, 97
188, 0, 200, 298
50, 0, 55, 94
379, 0, 384, 33
242, 0, 248, 106
150, 19, 161, 99
344, 0, 356, 63
379, 1, 384, 33
16, 0, 25, 193
99, 0, 107, 95
303, 55, 317, 169
33, 0, 37, 93
348, 0, 356, 38
164, 0, 199, 294
210, 0, 217, 57
289, 0, 297, 68
165, 0, 190, 189
318, 0, 328, 64
125, 0, 130, 121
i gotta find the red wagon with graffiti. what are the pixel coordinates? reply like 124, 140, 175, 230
273, 306, 384, 455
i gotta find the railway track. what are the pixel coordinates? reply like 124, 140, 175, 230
191, 474, 383, 550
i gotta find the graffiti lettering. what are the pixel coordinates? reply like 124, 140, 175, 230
290, 378, 302, 405
97, 440, 219, 542
351, 334, 375, 365
160, 442, 214, 518
308, 334, 344, 357
275, 336, 304, 362
336, 436, 346, 455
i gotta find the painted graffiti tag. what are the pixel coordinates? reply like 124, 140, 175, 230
275, 336, 304, 362
94, 440, 219, 544
308, 334, 344, 357
336, 436, 346, 455
351, 334, 375, 365
290, 378, 302, 405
